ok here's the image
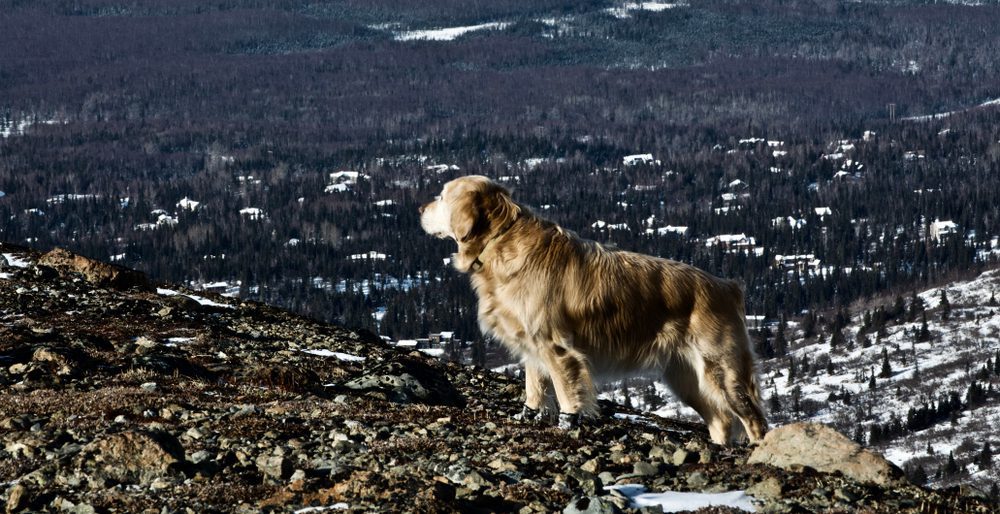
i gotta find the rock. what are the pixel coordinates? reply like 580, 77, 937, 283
5, 483, 28, 513
562, 496, 620, 514
256, 454, 292, 481
487, 458, 517, 473
632, 462, 659, 477
343, 354, 465, 407
834, 486, 861, 503
581, 458, 601, 474
648, 445, 673, 462
247, 363, 322, 394
38, 247, 150, 291
671, 448, 696, 466
747, 422, 906, 486
686, 471, 709, 489
565, 465, 604, 496
422, 478, 456, 503
189, 450, 212, 464
50, 496, 96, 514
76, 431, 185, 486
746, 476, 784, 501
31, 347, 76, 375
445, 463, 491, 491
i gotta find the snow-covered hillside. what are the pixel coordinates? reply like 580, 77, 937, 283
610, 268, 1000, 495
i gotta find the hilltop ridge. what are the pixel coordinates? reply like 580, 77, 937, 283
0, 242, 995, 513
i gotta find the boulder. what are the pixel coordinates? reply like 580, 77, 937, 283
38, 248, 150, 290
747, 422, 905, 486
343, 354, 465, 407
75, 431, 186, 486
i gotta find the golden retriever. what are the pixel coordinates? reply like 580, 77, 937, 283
420, 175, 767, 444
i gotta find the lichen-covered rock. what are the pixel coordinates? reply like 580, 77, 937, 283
748, 422, 906, 486
343, 354, 465, 407
38, 247, 150, 291
74, 431, 186, 486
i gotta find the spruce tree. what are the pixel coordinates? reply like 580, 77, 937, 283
917, 312, 931, 342
773, 315, 788, 357
979, 441, 993, 470
853, 425, 865, 444
831, 327, 845, 349
768, 391, 782, 414
908, 290, 924, 322
879, 348, 893, 378
891, 295, 905, 321
834, 308, 848, 331
939, 289, 951, 321
945, 451, 959, 475
801, 311, 816, 338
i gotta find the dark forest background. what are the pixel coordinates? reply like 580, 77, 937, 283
2, 0, 1000, 344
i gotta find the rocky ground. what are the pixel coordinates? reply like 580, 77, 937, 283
1, 242, 996, 513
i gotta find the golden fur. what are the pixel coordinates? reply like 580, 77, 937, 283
420, 175, 768, 444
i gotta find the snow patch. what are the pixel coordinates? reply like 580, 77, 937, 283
2, 253, 32, 268
156, 288, 235, 309
395, 22, 509, 41
606, 484, 755, 512
293, 504, 349, 513
607, 2, 687, 18
299, 349, 366, 362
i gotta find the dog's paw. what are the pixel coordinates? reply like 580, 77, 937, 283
515, 404, 544, 423
557, 412, 580, 430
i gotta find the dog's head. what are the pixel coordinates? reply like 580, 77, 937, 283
420, 175, 520, 249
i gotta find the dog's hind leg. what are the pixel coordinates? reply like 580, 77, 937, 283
702, 346, 768, 444
721, 357, 768, 443
663, 356, 733, 445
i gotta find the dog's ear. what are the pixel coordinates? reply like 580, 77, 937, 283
451, 191, 482, 243
479, 184, 520, 233
452, 181, 521, 243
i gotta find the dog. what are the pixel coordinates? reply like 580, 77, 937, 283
419, 175, 767, 444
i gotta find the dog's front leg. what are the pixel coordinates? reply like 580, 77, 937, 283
538, 338, 597, 428
517, 362, 555, 422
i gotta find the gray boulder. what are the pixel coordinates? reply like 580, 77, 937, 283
747, 422, 905, 486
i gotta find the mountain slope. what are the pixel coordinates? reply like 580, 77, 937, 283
1, 242, 996, 513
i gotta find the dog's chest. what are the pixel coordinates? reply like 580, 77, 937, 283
472, 275, 544, 354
